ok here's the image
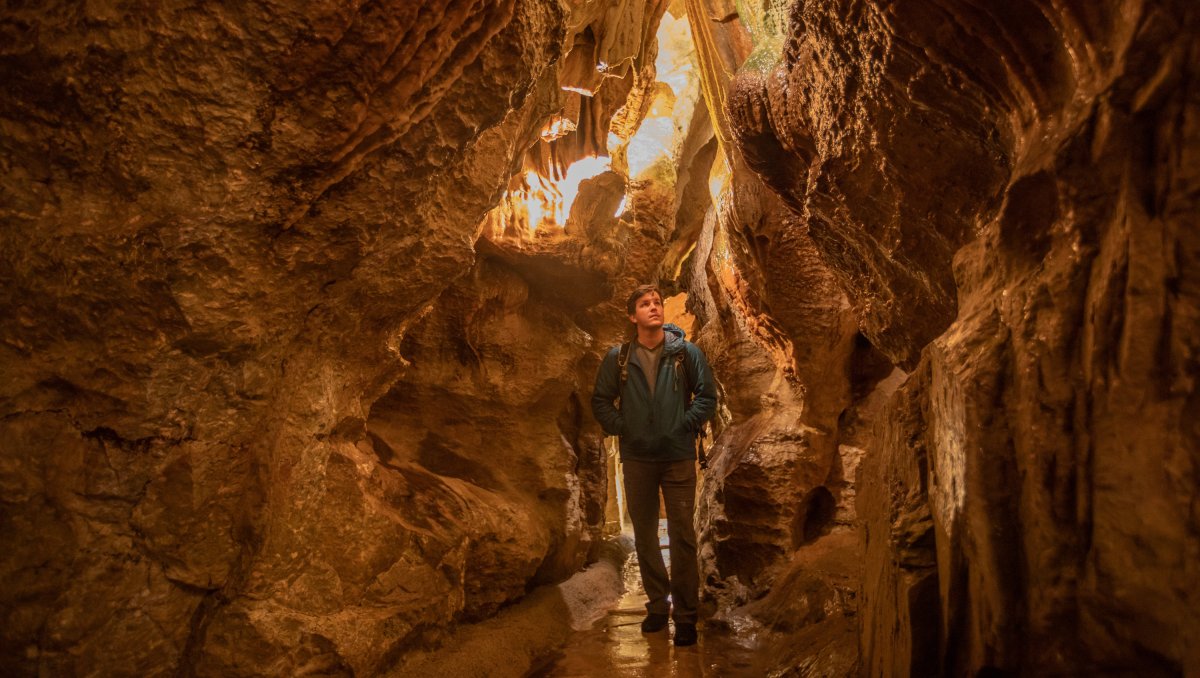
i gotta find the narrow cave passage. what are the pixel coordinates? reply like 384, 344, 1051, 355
2, 1, 1197, 677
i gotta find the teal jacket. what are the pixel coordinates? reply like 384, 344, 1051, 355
591, 324, 718, 462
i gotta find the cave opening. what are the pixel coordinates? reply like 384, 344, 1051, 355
487, 5, 703, 238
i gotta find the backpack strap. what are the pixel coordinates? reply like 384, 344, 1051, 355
617, 341, 633, 392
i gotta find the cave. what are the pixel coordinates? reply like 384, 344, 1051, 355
1, 0, 1197, 676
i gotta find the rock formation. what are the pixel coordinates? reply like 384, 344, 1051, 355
0, 0, 613, 674
728, 0, 1200, 674
1, 0, 1197, 675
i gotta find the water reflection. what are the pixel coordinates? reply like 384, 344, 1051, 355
529, 554, 761, 678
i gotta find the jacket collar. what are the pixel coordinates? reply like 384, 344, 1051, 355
628, 323, 686, 372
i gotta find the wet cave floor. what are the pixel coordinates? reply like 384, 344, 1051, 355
530, 534, 763, 677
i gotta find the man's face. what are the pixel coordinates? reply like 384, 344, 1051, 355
629, 292, 664, 331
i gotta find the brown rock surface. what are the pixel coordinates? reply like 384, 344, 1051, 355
685, 166, 873, 678
693, 183, 861, 600
672, 6, 873, 675
3, 0, 1198, 674
0, 0, 622, 674
729, 0, 1009, 367
728, 0, 1200, 674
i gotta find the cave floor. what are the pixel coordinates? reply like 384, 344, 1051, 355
529, 547, 763, 677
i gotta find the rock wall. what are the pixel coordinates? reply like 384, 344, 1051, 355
5, 0, 1196, 674
692, 176, 861, 592
728, 0, 1199, 674
673, 2, 875, 673
0, 0, 634, 674
685, 174, 871, 675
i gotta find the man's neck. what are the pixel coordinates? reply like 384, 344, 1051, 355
636, 327, 665, 349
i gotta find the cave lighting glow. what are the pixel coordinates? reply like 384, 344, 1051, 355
709, 154, 730, 205
655, 12, 693, 98
627, 117, 676, 178
614, 194, 629, 217
523, 172, 550, 230
506, 9, 695, 232
523, 155, 613, 231
623, 11, 695, 179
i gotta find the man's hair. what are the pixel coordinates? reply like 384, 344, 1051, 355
625, 284, 662, 315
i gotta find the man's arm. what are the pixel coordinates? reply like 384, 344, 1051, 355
591, 349, 624, 436
684, 344, 717, 431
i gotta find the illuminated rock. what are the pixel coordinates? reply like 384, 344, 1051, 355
0, 1, 588, 674
727, 0, 1200, 674
2, 0, 1196, 675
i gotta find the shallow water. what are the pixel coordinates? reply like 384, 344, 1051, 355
529, 552, 764, 678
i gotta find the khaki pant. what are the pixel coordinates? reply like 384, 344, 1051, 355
622, 458, 698, 623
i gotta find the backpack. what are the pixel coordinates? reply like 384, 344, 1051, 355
616, 341, 712, 469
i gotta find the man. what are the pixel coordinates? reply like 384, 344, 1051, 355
591, 284, 718, 647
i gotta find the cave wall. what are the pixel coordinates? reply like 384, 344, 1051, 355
665, 4, 872, 673
692, 176, 861, 593
363, 259, 602, 620
727, 0, 1199, 674
0, 0, 618, 674
4, 0, 1197, 674
684, 175, 869, 675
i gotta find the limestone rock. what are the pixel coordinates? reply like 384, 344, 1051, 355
727, 0, 1200, 673
4, 0, 1197, 674
691, 161, 864, 617
728, 0, 1009, 368
0, 0, 592, 673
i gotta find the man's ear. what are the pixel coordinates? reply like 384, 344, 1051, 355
628, 314, 638, 326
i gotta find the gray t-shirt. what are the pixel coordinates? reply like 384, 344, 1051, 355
635, 340, 665, 396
